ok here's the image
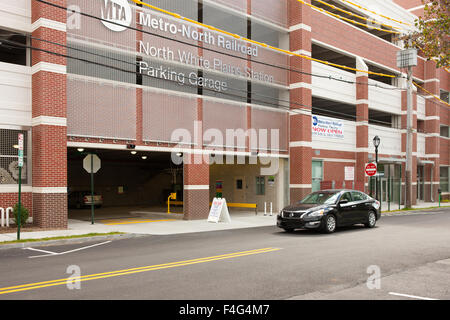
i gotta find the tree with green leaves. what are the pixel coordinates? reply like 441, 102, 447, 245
412, 0, 449, 69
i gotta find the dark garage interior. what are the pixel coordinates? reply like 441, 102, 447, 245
67, 148, 183, 212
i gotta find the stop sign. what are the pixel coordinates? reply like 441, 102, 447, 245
83, 154, 101, 173
365, 162, 377, 176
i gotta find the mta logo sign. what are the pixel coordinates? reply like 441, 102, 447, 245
101, 0, 132, 32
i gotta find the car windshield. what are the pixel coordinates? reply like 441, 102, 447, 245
298, 192, 339, 205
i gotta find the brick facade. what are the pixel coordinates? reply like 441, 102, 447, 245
31, 0, 68, 228
288, 0, 313, 203
183, 153, 210, 220
1, 0, 448, 229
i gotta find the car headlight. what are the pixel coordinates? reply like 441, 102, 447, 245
308, 209, 325, 217
373, 201, 380, 209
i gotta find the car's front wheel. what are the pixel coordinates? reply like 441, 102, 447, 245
283, 228, 295, 233
365, 211, 377, 228
322, 214, 336, 233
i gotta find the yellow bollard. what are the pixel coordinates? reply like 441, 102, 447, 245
167, 193, 177, 214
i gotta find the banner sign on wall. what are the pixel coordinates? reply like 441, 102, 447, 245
312, 116, 344, 139
344, 166, 354, 181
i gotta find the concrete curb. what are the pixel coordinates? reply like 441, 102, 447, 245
0, 233, 147, 251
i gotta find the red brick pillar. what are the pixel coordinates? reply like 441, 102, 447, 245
31, 0, 68, 228
288, 0, 312, 203
183, 153, 210, 220
355, 57, 369, 193
424, 60, 441, 202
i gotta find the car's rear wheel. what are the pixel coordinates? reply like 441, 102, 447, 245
322, 214, 336, 233
365, 211, 377, 228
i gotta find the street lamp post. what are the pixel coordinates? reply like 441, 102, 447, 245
373, 136, 380, 201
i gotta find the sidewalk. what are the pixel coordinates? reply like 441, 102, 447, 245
1, 204, 449, 245
0, 212, 278, 243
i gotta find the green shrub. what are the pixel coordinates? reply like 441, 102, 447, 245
13, 203, 29, 227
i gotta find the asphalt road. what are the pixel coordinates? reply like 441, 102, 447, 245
0, 208, 450, 300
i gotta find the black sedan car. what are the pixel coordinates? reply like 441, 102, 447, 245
277, 189, 381, 233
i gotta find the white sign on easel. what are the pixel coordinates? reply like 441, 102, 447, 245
208, 198, 231, 223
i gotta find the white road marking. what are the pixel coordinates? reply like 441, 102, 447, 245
436, 259, 450, 265
23, 247, 58, 255
29, 253, 61, 259
28, 241, 112, 259
56, 241, 112, 255
389, 292, 439, 300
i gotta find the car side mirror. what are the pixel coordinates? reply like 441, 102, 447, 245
339, 199, 349, 205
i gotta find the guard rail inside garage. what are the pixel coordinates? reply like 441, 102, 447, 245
166, 200, 259, 215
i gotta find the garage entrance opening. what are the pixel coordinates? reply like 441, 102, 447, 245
209, 157, 288, 216
67, 148, 183, 221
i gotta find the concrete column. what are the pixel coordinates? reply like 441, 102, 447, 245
31, 0, 68, 228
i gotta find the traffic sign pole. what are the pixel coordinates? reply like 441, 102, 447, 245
17, 166, 21, 240
82, 153, 101, 225
91, 153, 95, 225
17, 133, 24, 240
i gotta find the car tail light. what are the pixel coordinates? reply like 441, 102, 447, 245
83, 196, 88, 202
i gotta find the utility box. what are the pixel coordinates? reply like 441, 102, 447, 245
397, 48, 417, 68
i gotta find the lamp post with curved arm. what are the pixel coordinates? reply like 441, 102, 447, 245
373, 136, 380, 201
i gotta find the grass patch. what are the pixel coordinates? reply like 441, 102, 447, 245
0, 232, 125, 245
382, 205, 450, 213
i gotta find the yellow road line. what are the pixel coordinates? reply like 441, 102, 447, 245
101, 219, 177, 225
1, 248, 274, 291
0, 247, 280, 295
